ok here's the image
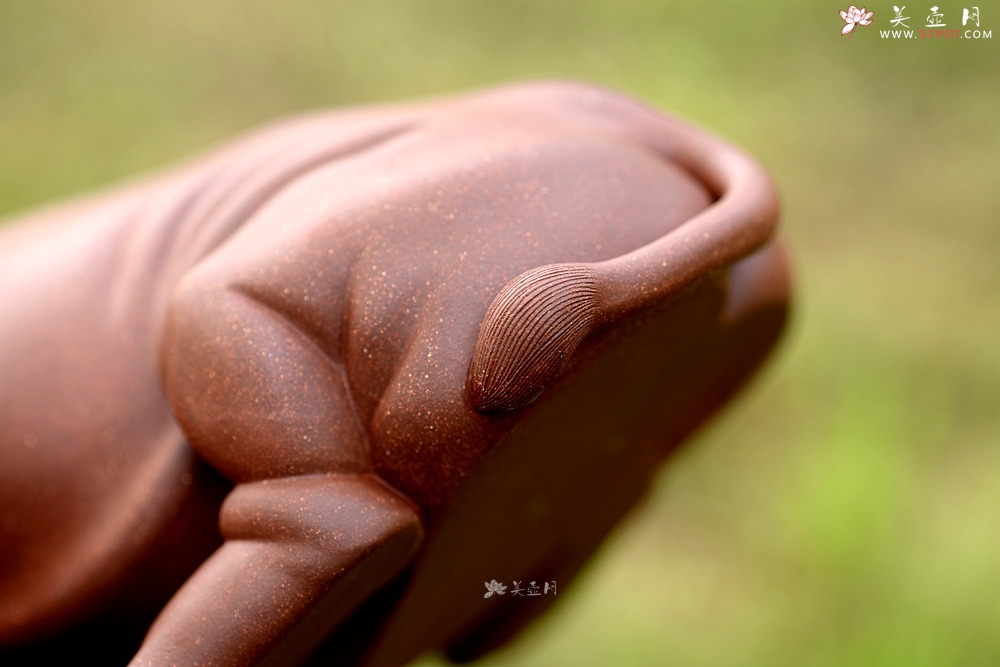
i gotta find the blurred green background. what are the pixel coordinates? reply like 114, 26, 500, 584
1, 1, 997, 665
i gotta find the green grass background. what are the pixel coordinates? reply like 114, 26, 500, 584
1, 2, 997, 665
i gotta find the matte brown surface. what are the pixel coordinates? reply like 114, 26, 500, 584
0, 82, 788, 666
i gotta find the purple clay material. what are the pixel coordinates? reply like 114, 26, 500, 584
0, 82, 790, 666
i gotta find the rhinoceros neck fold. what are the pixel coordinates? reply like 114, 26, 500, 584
107, 119, 415, 328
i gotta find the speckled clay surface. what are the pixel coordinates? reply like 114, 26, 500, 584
0, 81, 790, 666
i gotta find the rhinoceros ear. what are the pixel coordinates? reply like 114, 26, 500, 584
467, 263, 599, 413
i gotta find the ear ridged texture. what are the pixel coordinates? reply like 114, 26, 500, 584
468, 263, 599, 413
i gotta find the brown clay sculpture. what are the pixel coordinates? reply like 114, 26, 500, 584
0, 82, 790, 666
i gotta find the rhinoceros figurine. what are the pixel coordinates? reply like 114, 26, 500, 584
0, 82, 790, 666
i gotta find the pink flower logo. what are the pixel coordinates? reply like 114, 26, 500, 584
840, 5, 874, 38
